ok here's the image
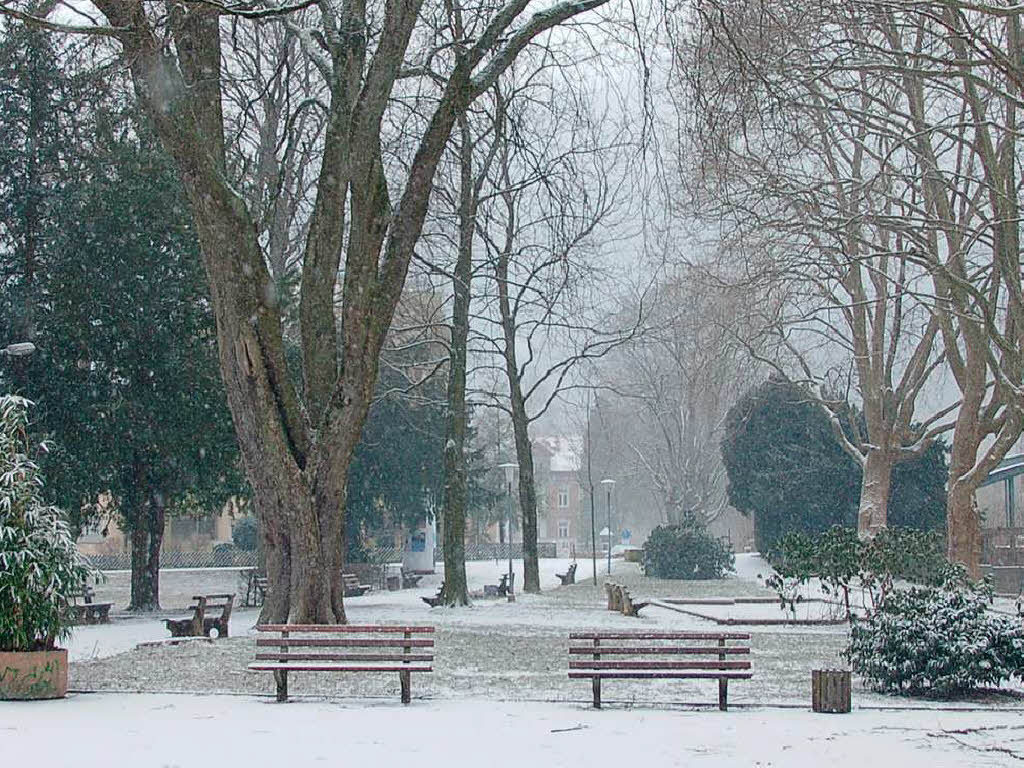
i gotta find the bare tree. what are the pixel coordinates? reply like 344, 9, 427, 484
3, 0, 614, 621
475, 69, 637, 592
677, 1, 1003, 550
595, 270, 758, 526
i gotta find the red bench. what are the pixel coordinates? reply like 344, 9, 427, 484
248, 624, 435, 703
568, 630, 753, 710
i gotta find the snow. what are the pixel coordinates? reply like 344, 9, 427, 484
64, 554, 1024, 708
4, 692, 1021, 767
65, 609, 263, 662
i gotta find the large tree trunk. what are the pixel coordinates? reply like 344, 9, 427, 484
509, 388, 541, 593
947, 478, 981, 580
127, 493, 164, 611
857, 449, 893, 535
439, 118, 475, 607
947, 409, 984, 579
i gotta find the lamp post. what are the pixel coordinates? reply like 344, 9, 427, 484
498, 462, 518, 602
1, 342, 35, 357
601, 478, 615, 574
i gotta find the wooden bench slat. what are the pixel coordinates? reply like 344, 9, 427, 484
256, 624, 435, 633
248, 663, 433, 673
255, 638, 434, 648
254, 653, 434, 663
569, 671, 754, 680
570, 660, 751, 671
569, 646, 750, 656
569, 631, 750, 640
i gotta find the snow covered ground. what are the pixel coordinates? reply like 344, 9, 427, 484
5, 692, 1024, 767
64, 555, 1024, 707
26, 553, 1024, 767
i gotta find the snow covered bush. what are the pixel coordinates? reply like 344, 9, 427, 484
642, 524, 734, 580
766, 526, 946, 620
844, 568, 1024, 696
0, 396, 94, 652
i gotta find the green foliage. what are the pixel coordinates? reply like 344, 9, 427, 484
231, 516, 258, 551
642, 523, 735, 580
721, 377, 947, 552
767, 526, 947, 619
844, 569, 1024, 696
0, 32, 246, 533
0, 397, 96, 652
344, 358, 496, 559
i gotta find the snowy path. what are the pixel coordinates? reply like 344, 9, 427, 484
4, 692, 1020, 767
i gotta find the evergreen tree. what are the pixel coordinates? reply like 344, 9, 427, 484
0, 36, 243, 610
722, 377, 947, 552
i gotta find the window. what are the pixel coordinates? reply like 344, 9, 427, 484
558, 520, 569, 539
557, 488, 569, 508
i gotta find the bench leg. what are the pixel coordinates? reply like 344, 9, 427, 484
592, 676, 601, 709
400, 671, 411, 705
718, 679, 728, 712
274, 670, 288, 702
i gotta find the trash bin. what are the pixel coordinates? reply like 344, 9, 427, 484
386, 575, 401, 591
811, 669, 851, 713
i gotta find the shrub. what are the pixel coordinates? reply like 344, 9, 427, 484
642, 524, 735, 580
844, 569, 1024, 696
0, 396, 95, 652
231, 516, 258, 551
766, 526, 946, 619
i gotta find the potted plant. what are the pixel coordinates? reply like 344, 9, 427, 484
0, 395, 94, 699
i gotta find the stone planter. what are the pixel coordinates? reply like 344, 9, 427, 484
0, 649, 68, 700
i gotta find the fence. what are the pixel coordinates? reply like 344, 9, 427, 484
84, 550, 259, 571
435, 541, 557, 561
85, 541, 557, 572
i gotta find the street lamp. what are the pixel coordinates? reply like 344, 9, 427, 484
601, 478, 616, 574
498, 462, 518, 603
1, 342, 35, 357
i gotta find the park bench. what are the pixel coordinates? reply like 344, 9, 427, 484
401, 568, 423, 589
481, 572, 515, 598
421, 582, 445, 607
604, 582, 646, 615
343, 572, 371, 597
556, 563, 578, 585
165, 593, 235, 638
604, 582, 648, 617
240, 568, 269, 607
65, 585, 112, 625
496, 571, 514, 597
248, 624, 435, 703
347, 562, 385, 591
568, 631, 753, 711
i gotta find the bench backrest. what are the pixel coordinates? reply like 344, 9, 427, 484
190, 594, 234, 619
71, 585, 96, 605
254, 625, 435, 668
568, 631, 751, 674
346, 563, 382, 587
